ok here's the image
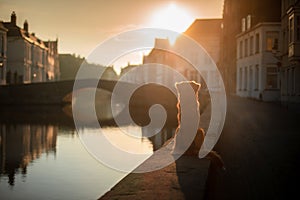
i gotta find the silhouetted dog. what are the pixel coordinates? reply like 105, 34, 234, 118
172, 81, 225, 170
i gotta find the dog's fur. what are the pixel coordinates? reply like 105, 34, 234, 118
172, 81, 225, 170
175, 80, 201, 124
172, 81, 201, 155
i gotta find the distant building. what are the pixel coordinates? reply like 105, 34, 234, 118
59, 54, 85, 80
119, 63, 143, 83
102, 66, 118, 81
143, 38, 179, 85
143, 19, 223, 89
184, 19, 223, 65
236, 19, 281, 101
280, 0, 300, 107
0, 21, 7, 85
3, 12, 59, 84
184, 19, 223, 90
59, 53, 118, 81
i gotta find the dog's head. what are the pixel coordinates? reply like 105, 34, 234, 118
175, 81, 201, 95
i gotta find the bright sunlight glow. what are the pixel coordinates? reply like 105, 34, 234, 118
149, 3, 194, 33
112, 4, 195, 72
148, 3, 194, 45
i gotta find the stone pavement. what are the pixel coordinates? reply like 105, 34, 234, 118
206, 96, 300, 200
99, 156, 211, 200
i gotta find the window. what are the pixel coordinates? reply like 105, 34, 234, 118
283, 28, 287, 53
255, 65, 259, 90
244, 66, 248, 90
28, 44, 31, 61
266, 67, 278, 89
239, 40, 243, 58
250, 36, 254, 55
297, 16, 300, 41
24, 43, 31, 61
266, 31, 279, 51
245, 39, 248, 57
0, 34, 3, 56
239, 68, 242, 90
255, 33, 260, 53
247, 15, 252, 30
249, 66, 253, 91
289, 15, 294, 43
242, 18, 246, 32
0, 58, 3, 80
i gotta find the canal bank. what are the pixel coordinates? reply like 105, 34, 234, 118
99, 156, 211, 200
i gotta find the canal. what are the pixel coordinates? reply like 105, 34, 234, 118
0, 89, 177, 199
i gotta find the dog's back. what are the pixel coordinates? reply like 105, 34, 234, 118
184, 128, 205, 156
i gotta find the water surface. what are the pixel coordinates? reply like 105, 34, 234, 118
0, 106, 175, 199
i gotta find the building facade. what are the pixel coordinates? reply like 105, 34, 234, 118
3, 12, 59, 84
142, 19, 223, 90
119, 63, 142, 83
143, 38, 182, 86
221, 0, 281, 94
0, 21, 7, 85
281, 0, 300, 107
44, 40, 60, 81
236, 20, 281, 101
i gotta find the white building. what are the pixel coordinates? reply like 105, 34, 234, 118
0, 21, 7, 85
3, 12, 59, 84
236, 17, 281, 101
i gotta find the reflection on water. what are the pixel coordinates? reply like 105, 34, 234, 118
96, 125, 153, 154
0, 124, 57, 186
149, 127, 175, 151
72, 88, 125, 124
0, 110, 176, 199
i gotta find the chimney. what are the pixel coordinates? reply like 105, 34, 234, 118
11, 11, 16, 25
23, 20, 28, 32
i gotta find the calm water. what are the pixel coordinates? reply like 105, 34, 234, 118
0, 89, 176, 199
0, 123, 135, 200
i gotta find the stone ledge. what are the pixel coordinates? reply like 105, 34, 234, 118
99, 156, 210, 200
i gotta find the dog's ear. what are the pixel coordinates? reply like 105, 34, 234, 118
190, 81, 201, 94
175, 81, 180, 91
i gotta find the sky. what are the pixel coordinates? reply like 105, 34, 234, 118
0, 0, 224, 72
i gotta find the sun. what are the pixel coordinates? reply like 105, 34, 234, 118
149, 3, 194, 33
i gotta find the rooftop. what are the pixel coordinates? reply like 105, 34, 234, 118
3, 12, 56, 50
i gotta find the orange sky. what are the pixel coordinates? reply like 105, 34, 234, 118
0, 0, 224, 70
